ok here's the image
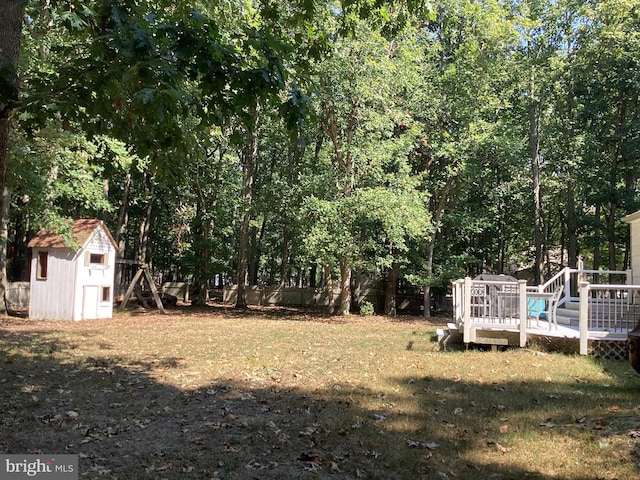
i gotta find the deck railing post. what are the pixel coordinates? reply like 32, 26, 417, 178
463, 277, 472, 344
519, 280, 527, 347
564, 267, 572, 301
453, 280, 462, 323
579, 281, 589, 355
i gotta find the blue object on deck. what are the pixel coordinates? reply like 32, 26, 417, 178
528, 298, 546, 318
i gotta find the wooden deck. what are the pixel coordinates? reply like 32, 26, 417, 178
451, 269, 639, 355
464, 318, 629, 342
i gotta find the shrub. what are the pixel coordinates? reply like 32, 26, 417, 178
359, 301, 374, 316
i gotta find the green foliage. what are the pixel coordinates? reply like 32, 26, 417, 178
6, 0, 640, 295
9, 123, 114, 230
359, 300, 374, 316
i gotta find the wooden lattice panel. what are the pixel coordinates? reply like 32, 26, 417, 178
589, 340, 628, 362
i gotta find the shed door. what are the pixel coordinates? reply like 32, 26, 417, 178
83, 285, 100, 320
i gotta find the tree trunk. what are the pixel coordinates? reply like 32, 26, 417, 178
323, 264, 333, 314
235, 102, 260, 309
248, 215, 266, 286
566, 179, 578, 268
280, 225, 291, 288
593, 205, 601, 271
136, 175, 155, 264
529, 100, 544, 285
192, 198, 212, 305
0, 0, 26, 314
423, 176, 456, 317
384, 261, 398, 316
114, 172, 131, 287
338, 258, 351, 316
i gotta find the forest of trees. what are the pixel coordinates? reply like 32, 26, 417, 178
0, 0, 638, 316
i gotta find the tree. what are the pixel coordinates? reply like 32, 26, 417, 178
0, 0, 26, 312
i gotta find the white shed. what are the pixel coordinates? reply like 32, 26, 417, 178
623, 210, 640, 286
27, 219, 118, 321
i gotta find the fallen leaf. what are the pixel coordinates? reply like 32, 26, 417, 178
298, 452, 324, 464
495, 443, 511, 454
300, 426, 318, 436
406, 439, 439, 449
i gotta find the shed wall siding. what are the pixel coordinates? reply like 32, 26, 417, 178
29, 249, 76, 320
72, 230, 116, 320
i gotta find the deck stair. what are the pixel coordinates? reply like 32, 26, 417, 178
556, 301, 579, 326
556, 300, 640, 329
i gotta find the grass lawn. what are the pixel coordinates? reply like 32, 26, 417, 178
1, 305, 640, 479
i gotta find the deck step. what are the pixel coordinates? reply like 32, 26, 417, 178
474, 336, 510, 345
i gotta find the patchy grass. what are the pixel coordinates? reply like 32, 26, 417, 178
1, 305, 640, 479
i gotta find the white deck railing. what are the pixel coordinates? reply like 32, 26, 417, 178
452, 269, 638, 355
454, 277, 528, 347
578, 282, 640, 354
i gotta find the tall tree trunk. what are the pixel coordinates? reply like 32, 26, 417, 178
607, 99, 626, 271
319, 98, 356, 316
136, 175, 155, 264
323, 264, 333, 314
593, 205, 601, 271
423, 240, 436, 318
249, 216, 266, 286
235, 102, 260, 309
565, 57, 578, 269
338, 258, 351, 316
566, 179, 578, 268
0, 0, 25, 314
529, 99, 544, 285
114, 172, 131, 287
607, 203, 617, 271
423, 176, 456, 317
384, 261, 398, 316
192, 197, 212, 305
280, 225, 291, 288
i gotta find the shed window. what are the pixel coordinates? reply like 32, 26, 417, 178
37, 251, 48, 280
90, 253, 106, 265
101, 286, 111, 302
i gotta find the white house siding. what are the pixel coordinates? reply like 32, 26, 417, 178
72, 229, 116, 320
631, 220, 640, 286
28, 249, 76, 320
623, 211, 640, 286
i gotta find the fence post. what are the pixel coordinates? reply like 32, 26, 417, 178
579, 281, 589, 355
519, 280, 527, 347
463, 277, 472, 345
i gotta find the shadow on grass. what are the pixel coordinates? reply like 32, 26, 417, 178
1, 326, 639, 479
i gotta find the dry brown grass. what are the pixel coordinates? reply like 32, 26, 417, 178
2, 305, 640, 479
